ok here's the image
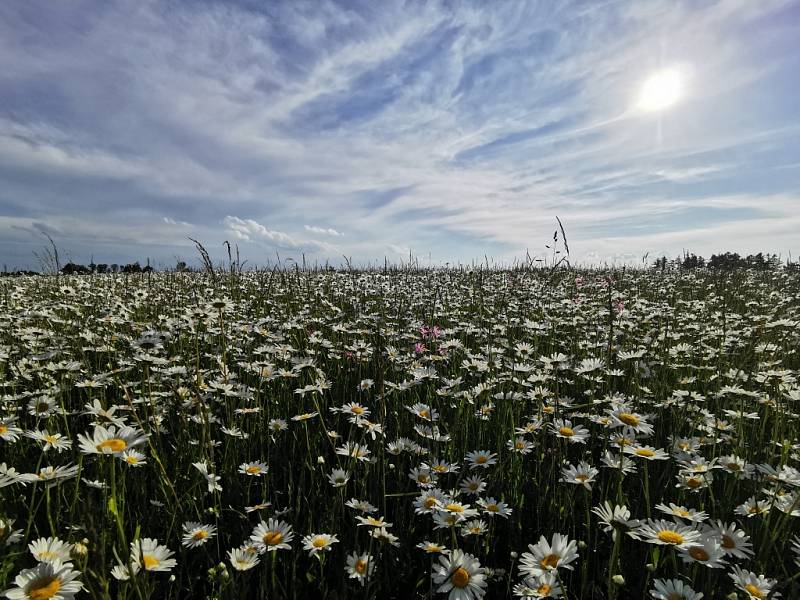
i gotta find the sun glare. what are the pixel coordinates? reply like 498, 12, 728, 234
638, 68, 683, 112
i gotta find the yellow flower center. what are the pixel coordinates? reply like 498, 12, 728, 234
351, 406, 365, 415
540, 554, 560, 569
475, 456, 488, 464
721, 535, 735, 549
424, 498, 437, 509
451, 567, 470, 588
657, 530, 684, 545
726, 463, 742, 471
635, 448, 655, 457
125, 456, 139, 464
575, 474, 590, 482
355, 559, 368, 574
97, 438, 127, 452
28, 577, 61, 600
419, 410, 429, 419
45, 435, 59, 444
419, 474, 430, 483
543, 406, 555, 414
744, 584, 766, 599
445, 503, 464, 513
264, 531, 283, 546
688, 546, 709, 561
559, 427, 574, 437
312, 537, 327, 548
618, 413, 640, 426
667, 594, 684, 600
246, 466, 262, 474
143, 554, 160, 569
486, 504, 498, 512
37, 551, 59, 560
538, 584, 552, 595
515, 441, 525, 449
193, 530, 209, 540
676, 509, 690, 517
686, 477, 702, 489
0, 425, 7, 434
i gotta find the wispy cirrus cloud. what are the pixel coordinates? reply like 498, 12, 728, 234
0, 0, 797, 268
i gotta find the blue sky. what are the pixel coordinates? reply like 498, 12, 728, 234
1, 0, 799, 269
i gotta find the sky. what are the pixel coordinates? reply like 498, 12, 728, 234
1, 0, 799, 270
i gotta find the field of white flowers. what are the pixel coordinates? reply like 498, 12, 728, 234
1, 267, 799, 599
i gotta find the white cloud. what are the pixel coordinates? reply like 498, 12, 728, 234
163, 217, 191, 227
304, 225, 343, 237
223, 216, 340, 256
222, 216, 299, 247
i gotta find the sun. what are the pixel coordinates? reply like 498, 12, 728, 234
638, 68, 683, 112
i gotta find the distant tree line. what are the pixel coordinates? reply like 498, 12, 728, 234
1, 253, 797, 276
0, 260, 164, 276
653, 252, 795, 271
59, 261, 154, 274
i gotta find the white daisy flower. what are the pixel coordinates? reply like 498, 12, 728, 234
677, 537, 727, 568
4, 560, 83, 600
432, 548, 488, 600
560, 461, 599, 490
634, 520, 701, 549
181, 522, 217, 549
77, 425, 147, 456
129, 538, 177, 572
228, 546, 260, 571
250, 519, 294, 552
238, 461, 268, 477
729, 565, 781, 599
302, 533, 338, 556
519, 533, 579, 577
345, 552, 374, 586
704, 521, 753, 559
650, 578, 704, 599
28, 537, 74, 564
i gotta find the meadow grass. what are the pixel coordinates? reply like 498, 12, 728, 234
0, 266, 798, 599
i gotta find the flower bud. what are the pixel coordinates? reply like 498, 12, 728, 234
72, 542, 88, 556
612, 575, 625, 586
